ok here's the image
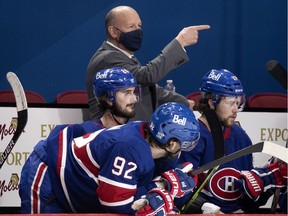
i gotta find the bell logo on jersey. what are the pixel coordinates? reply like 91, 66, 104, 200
172, 115, 186, 126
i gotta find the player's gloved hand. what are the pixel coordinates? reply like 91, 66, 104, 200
237, 162, 287, 201
161, 162, 197, 198
132, 188, 174, 216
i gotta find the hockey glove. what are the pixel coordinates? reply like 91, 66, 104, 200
161, 162, 197, 198
132, 188, 174, 216
237, 162, 287, 201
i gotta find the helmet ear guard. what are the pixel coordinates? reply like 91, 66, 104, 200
200, 92, 220, 108
211, 94, 220, 106
107, 92, 115, 102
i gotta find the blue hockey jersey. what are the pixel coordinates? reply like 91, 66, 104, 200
46, 121, 161, 214
178, 120, 253, 213
19, 120, 105, 213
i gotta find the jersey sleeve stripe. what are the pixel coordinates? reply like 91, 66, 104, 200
99, 196, 134, 207
72, 141, 100, 184
97, 175, 137, 206
99, 175, 137, 189
31, 162, 47, 214
57, 127, 76, 212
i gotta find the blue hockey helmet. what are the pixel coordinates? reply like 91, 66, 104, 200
199, 69, 245, 110
149, 102, 200, 152
199, 69, 244, 97
93, 67, 138, 101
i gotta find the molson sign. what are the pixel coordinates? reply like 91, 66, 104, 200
0, 107, 86, 207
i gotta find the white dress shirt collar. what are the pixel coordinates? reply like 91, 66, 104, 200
106, 41, 134, 59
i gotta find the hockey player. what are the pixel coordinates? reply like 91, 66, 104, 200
92, 67, 140, 126
19, 67, 140, 213
21, 102, 200, 214
178, 69, 287, 213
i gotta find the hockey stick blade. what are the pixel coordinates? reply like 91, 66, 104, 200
189, 141, 288, 176
0, 72, 28, 169
266, 60, 287, 90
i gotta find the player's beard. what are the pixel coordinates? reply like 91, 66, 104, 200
110, 102, 136, 119
221, 116, 236, 128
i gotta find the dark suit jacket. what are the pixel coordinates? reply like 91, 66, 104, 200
86, 39, 190, 121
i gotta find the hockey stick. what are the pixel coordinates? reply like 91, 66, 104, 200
132, 141, 287, 212
0, 72, 28, 169
182, 141, 288, 213
266, 60, 287, 90
271, 188, 281, 213
188, 141, 288, 177
181, 165, 219, 213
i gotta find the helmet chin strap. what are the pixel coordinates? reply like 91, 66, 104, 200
108, 102, 130, 125
111, 113, 129, 125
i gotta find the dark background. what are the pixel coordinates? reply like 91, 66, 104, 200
0, 0, 287, 103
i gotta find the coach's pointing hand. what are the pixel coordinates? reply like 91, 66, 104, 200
176, 25, 210, 47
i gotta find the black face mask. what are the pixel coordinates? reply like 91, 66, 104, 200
118, 29, 143, 52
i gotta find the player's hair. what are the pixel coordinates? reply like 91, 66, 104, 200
144, 126, 165, 148
144, 126, 180, 159
197, 92, 213, 113
96, 93, 110, 114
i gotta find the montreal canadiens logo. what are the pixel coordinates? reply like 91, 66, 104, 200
208, 167, 242, 201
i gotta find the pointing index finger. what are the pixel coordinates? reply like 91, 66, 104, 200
194, 25, 211, 31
